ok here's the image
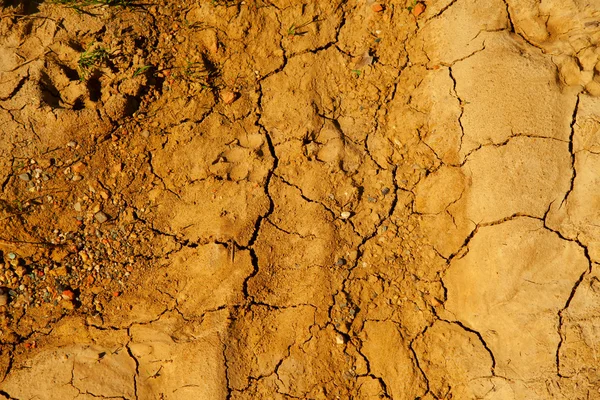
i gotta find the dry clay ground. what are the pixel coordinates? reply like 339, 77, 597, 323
0, 0, 600, 399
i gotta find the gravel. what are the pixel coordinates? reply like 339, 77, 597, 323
94, 211, 109, 223
18, 173, 30, 181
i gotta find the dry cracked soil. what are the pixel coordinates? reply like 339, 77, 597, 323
1, 0, 600, 399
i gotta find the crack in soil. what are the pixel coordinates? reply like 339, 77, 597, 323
426, 0, 459, 21
126, 331, 140, 400
559, 94, 580, 208
541, 208, 594, 378
440, 209, 594, 380
448, 66, 467, 159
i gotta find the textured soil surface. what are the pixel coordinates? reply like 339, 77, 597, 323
1, 0, 600, 399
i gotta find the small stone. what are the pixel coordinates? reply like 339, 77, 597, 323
67, 141, 77, 147
74, 202, 82, 212
336, 258, 347, 266
221, 90, 238, 105
72, 174, 83, 181
340, 211, 351, 219
61, 290, 75, 301
18, 173, 30, 181
72, 161, 86, 174
14, 266, 26, 278
335, 333, 346, 345
140, 129, 150, 138
7, 253, 16, 260
94, 211, 109, 223
371, 3, 384, 12
412, 2, 426, 16
381, 187, 390, 195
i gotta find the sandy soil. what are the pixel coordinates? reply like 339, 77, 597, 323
1, 0, 600, 399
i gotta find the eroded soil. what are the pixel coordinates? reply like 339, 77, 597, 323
1, 0, 600, 399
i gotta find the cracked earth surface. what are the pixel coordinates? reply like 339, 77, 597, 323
1, 0, 600, 399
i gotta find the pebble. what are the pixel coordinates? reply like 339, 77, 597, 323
61, 290, 75, 301
72, 162, 86, 174
221, 90, 238, 105
336, 258, 347, 266
74, 202, 82, 212
340, 211, 351, 219
14, 266, 26, 278
67, 141, 77, 147
72, 175, 83, 181
94, 211, 109, 223
371, 3, 384, 12
7, 253, 16, 260
141, 130, 150, 138
18, 173, 30, 181
412, 2, 426, 17
335, 333, 346, 345
381, 187, 390, 195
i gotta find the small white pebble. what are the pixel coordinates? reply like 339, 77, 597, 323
340, 211, 351, 219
